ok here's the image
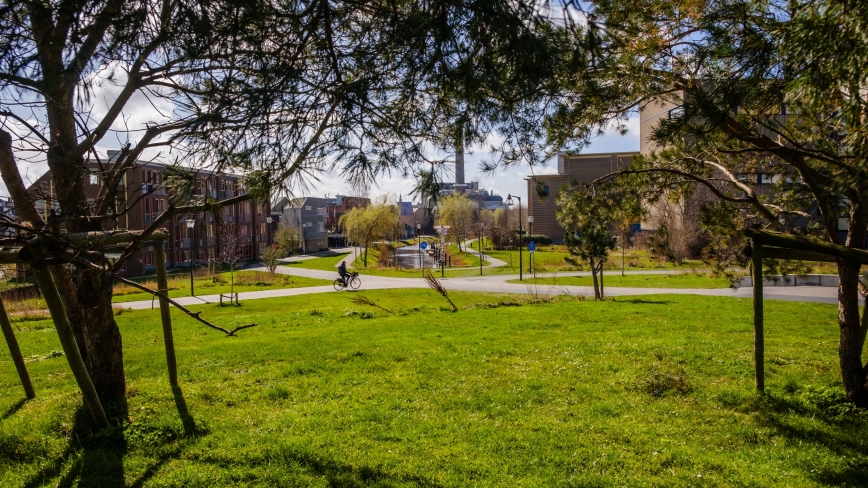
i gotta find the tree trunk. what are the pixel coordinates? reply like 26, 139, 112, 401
598, 262, 605, 299
836, 257, 868, 407
590, 257, 601, 300
75, 268, 126, 408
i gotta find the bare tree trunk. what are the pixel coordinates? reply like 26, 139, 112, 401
75, 268, 126, 407
837, 258, 868, 407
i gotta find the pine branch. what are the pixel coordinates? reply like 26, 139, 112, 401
424, 271, 457, 312
348, 295, 396, 315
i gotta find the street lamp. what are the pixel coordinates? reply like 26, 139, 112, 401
479, 223, 485, 276
416, 222, 422, 277
266, 216, 273, 247
505, 194, 523, 281
527, 215, 534, 275
186, 218, 196, 296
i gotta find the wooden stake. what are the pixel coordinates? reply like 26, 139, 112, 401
33, 267, 109, 428
0, 295, 35, 399
153, 244, 178, 385
752, 240, 765, 394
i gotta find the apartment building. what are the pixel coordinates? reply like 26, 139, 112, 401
281, 197, 330, 253
26, 151, 271, 276
526, 152, 638, 244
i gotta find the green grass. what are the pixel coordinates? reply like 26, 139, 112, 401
280, 251, 351, 271
112, 270, 332, 303
487, 248, 704, 271
512, 273, 733, 289
2, 290, 865, 486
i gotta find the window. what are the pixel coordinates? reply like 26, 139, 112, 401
90, 172, 99, 185
317, 207, 325, 216
759, 174, 772, 185
305, 205, 311, 211
317, 222, 324, 232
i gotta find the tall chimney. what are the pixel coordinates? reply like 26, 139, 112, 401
455, 127, 465, 189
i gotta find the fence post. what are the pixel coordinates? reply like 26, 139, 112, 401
154, 244, 178, 385
0, 295, 35, 399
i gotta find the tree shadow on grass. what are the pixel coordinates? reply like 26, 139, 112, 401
172, 384, 206, 437
1, 398, 28, 422
23, 404, 126, 488
722, 392, 868, 486
22, 389, 207, 488
615, 298, 674, 305
258, 445, 445, 487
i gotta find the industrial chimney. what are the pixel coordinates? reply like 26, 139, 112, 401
455, 127, 465, 191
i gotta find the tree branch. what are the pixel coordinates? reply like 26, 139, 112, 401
113, 275, 257, 336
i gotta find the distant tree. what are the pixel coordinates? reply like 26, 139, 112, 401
260, 247, 284, 275
274, 225, 302, 256
558, 183, 643, 300
437, 193, 475, 252
218, 226, 244, 300
340, 197, 402, 267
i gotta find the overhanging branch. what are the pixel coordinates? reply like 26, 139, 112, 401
113, 275, 258, 336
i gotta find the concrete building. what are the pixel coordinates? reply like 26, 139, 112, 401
25, 150, 271, 276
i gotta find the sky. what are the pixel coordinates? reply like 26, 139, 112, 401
4, 62, 640, 205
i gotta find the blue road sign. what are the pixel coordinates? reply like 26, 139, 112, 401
528, 241, 536, 253
420, 242, 428, 250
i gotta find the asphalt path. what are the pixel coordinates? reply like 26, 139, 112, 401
115, 260, 845, 310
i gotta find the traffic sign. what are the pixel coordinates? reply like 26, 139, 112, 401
420, 242, 428, 250
528, 241, 536, 253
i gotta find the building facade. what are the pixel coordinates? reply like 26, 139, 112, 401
26, 150, 271, 276
281, 197, 330, 253
526, 152, 638, 244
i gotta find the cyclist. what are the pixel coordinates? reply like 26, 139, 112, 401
338, 260, 349, 287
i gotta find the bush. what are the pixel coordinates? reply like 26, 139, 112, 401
522, 234, 552, 245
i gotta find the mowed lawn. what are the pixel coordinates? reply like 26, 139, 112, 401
1, 290, 865, 487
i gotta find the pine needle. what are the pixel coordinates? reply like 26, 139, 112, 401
424, 270, 457, 312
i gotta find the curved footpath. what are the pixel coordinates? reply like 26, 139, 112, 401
114, 259, 847, 310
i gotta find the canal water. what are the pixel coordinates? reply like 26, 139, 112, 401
394, 244, 435, 269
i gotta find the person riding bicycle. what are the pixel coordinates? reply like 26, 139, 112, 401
338, 260, 349, 287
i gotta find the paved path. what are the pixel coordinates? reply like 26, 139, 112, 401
459, 239, 508, 268
115, 262, 847, 310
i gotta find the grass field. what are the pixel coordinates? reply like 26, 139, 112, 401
280, 252, 352, 271
512, 272, 733, 289
1, 291, 865, 487
111, 270, 333, 303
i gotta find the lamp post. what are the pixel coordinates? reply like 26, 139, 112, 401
527, 215, 534, 275
479, 224, 485, 276
506, 194, 523, 281
186, 218, 196, 296
416, 222, 422, 277
266, 216, 273, 247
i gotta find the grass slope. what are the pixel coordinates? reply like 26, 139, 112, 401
1, 291, 865, 487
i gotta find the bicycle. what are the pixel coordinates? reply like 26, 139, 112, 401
333, 271, 361, 291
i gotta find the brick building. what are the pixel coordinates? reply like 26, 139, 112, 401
26, 150, 271, 276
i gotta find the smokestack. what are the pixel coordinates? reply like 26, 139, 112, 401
455, 128, 465, 188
